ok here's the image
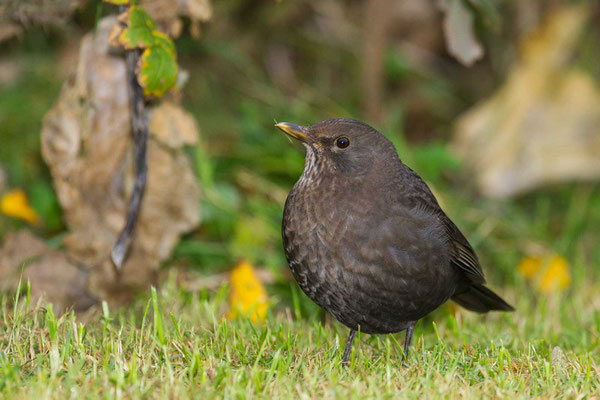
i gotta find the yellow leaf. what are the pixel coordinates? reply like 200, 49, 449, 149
227, 261, 269, 323
0, 189, 41, 225
539, 255, 571, 293
518, 254, 571, 293
518, 256, 543, 278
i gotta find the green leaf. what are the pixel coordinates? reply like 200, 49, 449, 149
152, 31, 176, 57
110, 4, 179, 98
138, 44, 178, 97
118, 5, 157, 49
103, 0, 130, 4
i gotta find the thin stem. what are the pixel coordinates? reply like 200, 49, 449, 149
111, 4, 149, 272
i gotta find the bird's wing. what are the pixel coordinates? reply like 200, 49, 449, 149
440, 215, 486, 284
400, 167, 486, 285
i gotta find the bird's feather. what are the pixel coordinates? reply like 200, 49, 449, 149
398, 166, 486, 284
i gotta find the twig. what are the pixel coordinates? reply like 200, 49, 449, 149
111, 4, 149, 272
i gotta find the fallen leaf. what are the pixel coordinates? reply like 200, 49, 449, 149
140, 0, 213, 37
539, 255, 571, 293
518, 254, 571, 293
439, 0, 484, 66
453, 4, 600, 198
227, 260, 269, 323
150, 101, 200, 148
40, 16, 201, 308
517, 256, 542, 279
0, 22, 23, 43
0, 230, 96, 313
0, 189, 41, 225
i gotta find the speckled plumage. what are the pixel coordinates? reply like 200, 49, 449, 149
278, 118, 513, 362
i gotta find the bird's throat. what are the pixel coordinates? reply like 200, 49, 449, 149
297, 147, 323, 189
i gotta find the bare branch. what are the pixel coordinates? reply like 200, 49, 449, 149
111, 5, 149, 272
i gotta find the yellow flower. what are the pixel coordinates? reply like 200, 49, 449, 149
0, 189, 41, 225
518, 254, 571, 293
227, 260, 269, 322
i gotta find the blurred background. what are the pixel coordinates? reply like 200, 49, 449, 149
1, 0, 600, 317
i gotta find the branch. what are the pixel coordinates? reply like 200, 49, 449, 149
111, 5, 149, 271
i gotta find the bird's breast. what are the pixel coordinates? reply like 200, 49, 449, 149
282, 177, 458, 334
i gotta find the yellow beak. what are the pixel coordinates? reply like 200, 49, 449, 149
275, 122, 311, 143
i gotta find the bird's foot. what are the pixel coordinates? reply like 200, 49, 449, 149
341, 329, 357, 367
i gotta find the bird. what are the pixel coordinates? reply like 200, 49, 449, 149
276, 118, 514, 366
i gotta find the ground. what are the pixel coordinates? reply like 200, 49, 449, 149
1, 274, 598, 399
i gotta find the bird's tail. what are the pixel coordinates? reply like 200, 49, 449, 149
452, 284, 514, 313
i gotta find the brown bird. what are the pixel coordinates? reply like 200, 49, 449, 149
277, 118, 513, 365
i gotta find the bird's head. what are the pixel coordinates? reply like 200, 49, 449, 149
276, 118, 398, 177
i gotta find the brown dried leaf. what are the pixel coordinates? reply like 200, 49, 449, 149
0, 0, 85, 26
0, 230, 96, 312
0, 22, 22, 43
140, 0, 212, 38
452, 4, 600, 197
150, 101, 199, 148
108, 13, 127, 48
439, 0, 484, 66
38, 16, 201, 308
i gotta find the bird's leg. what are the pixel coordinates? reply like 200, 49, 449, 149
402, 321, 416, 361
341, 329, 357, 367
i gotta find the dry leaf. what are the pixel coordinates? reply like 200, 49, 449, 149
0, 22, 22, 43
39, 16, 201, 307
0, 189, 41, 225
439, 0, 484, 66
227, 260, 269, 323
140, 0, 212, 38
453, 4, 600, 197
150, 101, 200, 147
0, 230, 96, 313
0, 0, 85, 28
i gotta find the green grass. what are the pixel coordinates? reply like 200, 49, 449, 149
2, 274, 599, 398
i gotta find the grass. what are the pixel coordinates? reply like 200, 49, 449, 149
1, 273, 599, 398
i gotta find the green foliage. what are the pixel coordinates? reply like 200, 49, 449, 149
28, 180, 62, 231
117, 5, 157, 49
0, 43, 64, 236
138, 35, 178, 97
112, 5, 178, 97
468, 0, 502, 31
411, 142, 461, 183
0, 55, 61, 186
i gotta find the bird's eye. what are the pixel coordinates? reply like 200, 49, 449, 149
335, 136, 350, 149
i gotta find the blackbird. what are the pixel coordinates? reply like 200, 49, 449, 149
277, 118, 514, 365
